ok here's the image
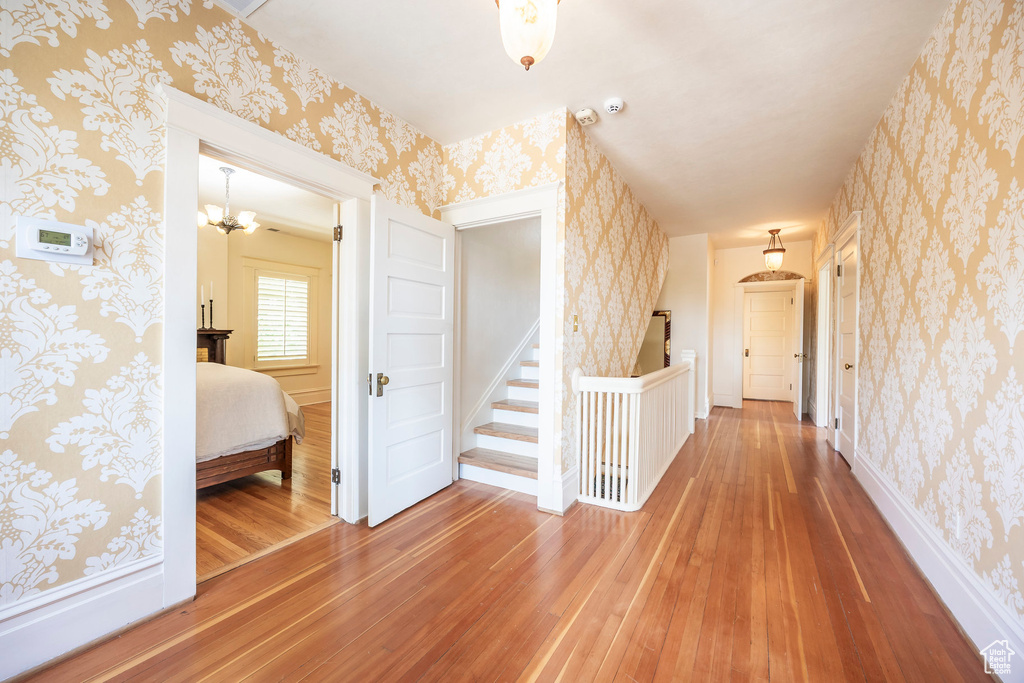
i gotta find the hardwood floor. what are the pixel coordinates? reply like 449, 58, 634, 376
196, 402, 335, 580
32, 401, 989, 681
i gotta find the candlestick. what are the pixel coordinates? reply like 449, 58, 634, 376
209, 299, 214, 330
201, 285, 204, 303
200, 303, 206, 329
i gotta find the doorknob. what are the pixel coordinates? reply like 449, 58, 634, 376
844, 363, 854, 370
376, 372, 390, 397
744, 349, 749, 357
794, 353, 807, 360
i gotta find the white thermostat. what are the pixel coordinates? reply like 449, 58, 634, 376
16, 216, 94, 265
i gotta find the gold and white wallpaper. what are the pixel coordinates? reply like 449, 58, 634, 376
1, 0, 443, 605
561, 116, 669, 471
815, 0, 1024, 623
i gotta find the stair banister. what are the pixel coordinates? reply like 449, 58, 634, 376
572, 353, 696, 512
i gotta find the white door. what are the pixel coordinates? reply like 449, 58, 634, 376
743, 290, 793, 402
330, 203, 342, 517
835, 236, 858, 463
368, 194, 455, 527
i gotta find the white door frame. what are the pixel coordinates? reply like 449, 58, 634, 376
814, 245, 835, 431
733, 278, 805, 417
440, 183, 569, 513
832, 212, 861, 459
162, 86, 378, 605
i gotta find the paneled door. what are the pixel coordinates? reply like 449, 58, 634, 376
835, 234, 858, 464
367, 194, 455, 527
743, 290, 794, 402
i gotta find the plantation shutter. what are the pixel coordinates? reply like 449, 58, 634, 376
256, 273, 309, 362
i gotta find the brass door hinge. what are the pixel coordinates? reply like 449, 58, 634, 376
334, 225, 343, 241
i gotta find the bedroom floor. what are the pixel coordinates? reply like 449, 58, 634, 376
196, 401, 336, 580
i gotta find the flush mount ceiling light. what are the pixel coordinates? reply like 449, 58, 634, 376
197, 167, 260, 235
496, 0, 559, 71
763, 229, 786, 271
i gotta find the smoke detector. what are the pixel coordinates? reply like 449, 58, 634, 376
575, 108, 599, 126
604, 97, 624, 114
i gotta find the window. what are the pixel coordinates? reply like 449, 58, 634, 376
243, 259, 319, 374
256, 273, 309, 363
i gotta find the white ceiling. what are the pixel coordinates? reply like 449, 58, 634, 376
246, 0, 949, 247
198, 153, 337, 242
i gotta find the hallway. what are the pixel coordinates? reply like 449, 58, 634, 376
31, 402, 987, 681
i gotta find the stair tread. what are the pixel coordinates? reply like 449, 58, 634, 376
491, 399, 539, 414
459, 448, 538, 479
507, 378, 539, 388
520, 360, 539, 367
474, 422, 538, 443
532, 344, 540, 349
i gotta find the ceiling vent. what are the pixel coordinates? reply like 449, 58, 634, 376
575, 108, 599, 126
213, 0, 270, 18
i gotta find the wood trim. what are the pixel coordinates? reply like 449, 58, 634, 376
196, 438, 292, 489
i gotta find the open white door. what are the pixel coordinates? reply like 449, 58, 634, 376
792, 280, 804, 420
835, 235, 858, 463
367, 193, 455, 526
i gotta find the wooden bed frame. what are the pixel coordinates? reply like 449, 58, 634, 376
196, 437, 293, 489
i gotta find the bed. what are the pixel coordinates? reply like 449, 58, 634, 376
195, 362, 306, 489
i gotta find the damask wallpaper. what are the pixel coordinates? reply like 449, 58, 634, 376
814, 0, 1024, 625
1, 0, 444, 605
561, 116, 669, 471
442, 112, 669, 472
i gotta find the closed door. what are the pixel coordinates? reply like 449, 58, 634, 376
743, 290, 793, 401
367, 194, 455, 527
835, 236, 858, 463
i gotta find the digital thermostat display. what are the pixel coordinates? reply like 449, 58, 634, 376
38, 229, 72, 246
16, 216, 94, 265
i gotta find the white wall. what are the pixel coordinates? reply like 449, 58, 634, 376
460, 218, 541, 428
197, 227, 334, 404
711, 240, 812, 408
653, 234, 712, 418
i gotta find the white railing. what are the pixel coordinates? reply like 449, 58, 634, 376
572, 351, 696, 512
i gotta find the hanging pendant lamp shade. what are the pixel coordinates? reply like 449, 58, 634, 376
197, 167, 260, 235
497, 0, 559, 71
763, 229, 786, 272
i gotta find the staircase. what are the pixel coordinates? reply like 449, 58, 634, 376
458, 344, 539, 495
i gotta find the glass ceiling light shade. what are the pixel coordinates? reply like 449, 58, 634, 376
197, 167, 259, 235
763, 229, 786, 272
497, 0, 558, 71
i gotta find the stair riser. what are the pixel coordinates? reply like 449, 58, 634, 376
459, 464, 538, 496
507, 386, 539, 402
530, 347, 540, 362
492, 409, 538, 429
519, 365, 539, 381
475, 434, 538, 458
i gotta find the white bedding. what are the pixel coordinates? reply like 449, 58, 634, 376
196, 363, 305, 463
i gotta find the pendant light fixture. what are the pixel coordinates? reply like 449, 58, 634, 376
763, 229, 786, 271
496, 0, 559, 71
197, 167, 260, 235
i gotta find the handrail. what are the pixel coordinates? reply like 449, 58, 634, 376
572, 350, 697, 512
572, 362, 689, 395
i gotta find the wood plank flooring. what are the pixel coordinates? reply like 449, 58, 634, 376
195, 402, 335, 580
31, 400, 989, 681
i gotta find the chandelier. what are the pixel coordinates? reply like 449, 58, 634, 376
497, 0, 559, 71
763, 229, 786, 271
197, 167, 260, 235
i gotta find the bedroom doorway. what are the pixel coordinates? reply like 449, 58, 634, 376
193, 152, 340, 581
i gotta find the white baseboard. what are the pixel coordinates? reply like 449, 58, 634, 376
288, 387, 331, 406
0, 556, 164, 679
459, 463, 537, 496
808, 401, 817, 425
854, 454, 1024, 680
561, 466, 579, 511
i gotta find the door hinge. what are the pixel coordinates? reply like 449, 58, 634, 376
333, 225, 343, 241
791, 297, 794, 305
836, 264, 842, 277
835, 417, 839, 429
790, 383, 792, 390
331, 468, 341, 484
367, 372, 373, 396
